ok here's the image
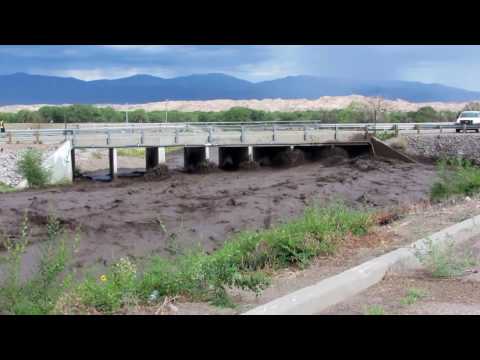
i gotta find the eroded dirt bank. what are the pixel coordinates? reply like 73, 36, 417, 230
0, 152, 437, 271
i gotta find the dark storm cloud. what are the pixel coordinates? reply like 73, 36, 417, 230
0, 45, 479, 90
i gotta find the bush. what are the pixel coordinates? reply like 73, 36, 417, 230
0, 213, 79, 315
375, 131, 396, 141
0, 181, 14, 193
415, 238, 476, 278
17, 149, 51, 187
431, 158, 480, 201
77, 257, 138, 313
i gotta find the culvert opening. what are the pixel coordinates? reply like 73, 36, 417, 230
253, 146, 294, 167
219, 147, 250, 171
296, 144, 372, 164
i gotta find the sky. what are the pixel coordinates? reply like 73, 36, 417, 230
0, 45, 479, 91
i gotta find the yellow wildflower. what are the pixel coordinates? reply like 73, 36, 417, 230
100, 275, 108, 282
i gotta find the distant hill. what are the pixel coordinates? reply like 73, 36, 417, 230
0, 72, 479, 105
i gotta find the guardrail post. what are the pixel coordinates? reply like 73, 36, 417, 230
334, 124, 338, 140
7, 132, 12, 144
106, 131, 111, 145
72, 131, 76, 147
394, 124, 399, 137
415, 124, 420, 134
272, 125, 277, 142
439, 125, 443, 134
174, 128, 179, 144
303, 125, 308, 141
241, 126, 246, 144
208, 127, 213, 143
364, 125, 369, 139
140, 130, 145, 145
35, 131, 40, 144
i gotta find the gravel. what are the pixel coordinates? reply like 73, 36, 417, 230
0, 145, 55, 187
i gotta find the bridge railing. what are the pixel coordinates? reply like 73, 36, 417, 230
0, 122, 478, 146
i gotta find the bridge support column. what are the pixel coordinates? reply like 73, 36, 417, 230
71, 148, 76, 180
184, 146, 210, 170
248, 146, 253, 161
109, 148, 118, 179
145, 147, 166, 170
218, 146, 250, 170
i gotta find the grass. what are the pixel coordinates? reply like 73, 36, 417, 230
415, 237, 477, 278
0, 202, 374, 314
117, 148, 145, 158
364, 305, 385, 315
400, 288, 427, 306
16, 148, 51, 188
117, 146, 182, 158
0, 181, 15, 193
431, 158, 480, 201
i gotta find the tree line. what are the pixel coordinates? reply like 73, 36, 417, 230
0, 103, 462, 124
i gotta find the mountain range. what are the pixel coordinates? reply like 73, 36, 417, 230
0, 72, 479, 105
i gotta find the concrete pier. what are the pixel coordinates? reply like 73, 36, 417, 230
145, 147, 166, 170
109, 148, 118, 179
71, 148, 76, 179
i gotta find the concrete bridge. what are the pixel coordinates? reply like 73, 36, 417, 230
1, 121, 466, 182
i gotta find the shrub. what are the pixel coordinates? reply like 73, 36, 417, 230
375, 131, 396, 141
0, 181, 14, 193
17, 148, 51, 187
77, 257, 138, 313
415, 237, 476, 278
431, 158, 480, 201
0, 212, 79, 315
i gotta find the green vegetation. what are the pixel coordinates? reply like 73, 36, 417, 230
16, 149, 52, 187
0, 212, 80, 315
374, 131, 397, 141
0, 203, 373, 314
415, 238, 476, 278
400, 288, 427, 306
431, 158, 480, 201
117, 148, 145, 158
0, 104, 458, 125
0, 181, 14, 193
364, 305, 385, 315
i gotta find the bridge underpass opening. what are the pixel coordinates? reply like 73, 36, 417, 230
252, 146, 292, 167
294, 144, 373, 162
218, 146, 251, 170
184, 146, 212, 171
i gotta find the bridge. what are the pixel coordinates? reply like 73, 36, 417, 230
0, 121, 473, 181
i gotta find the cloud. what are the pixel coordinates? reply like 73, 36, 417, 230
1, 45, 480, 90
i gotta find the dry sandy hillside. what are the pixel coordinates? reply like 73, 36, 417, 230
0, 95, 470, 113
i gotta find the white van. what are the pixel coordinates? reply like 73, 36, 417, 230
455, 111, 480, 133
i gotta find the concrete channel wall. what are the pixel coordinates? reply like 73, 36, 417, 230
16, 140, 73, 189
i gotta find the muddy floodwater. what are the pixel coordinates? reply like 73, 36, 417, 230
0, 150, 437, 271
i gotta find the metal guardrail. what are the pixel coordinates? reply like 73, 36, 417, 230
1, 122, 478, 147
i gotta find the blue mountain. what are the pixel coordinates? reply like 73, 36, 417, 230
0, 72, 478, 105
